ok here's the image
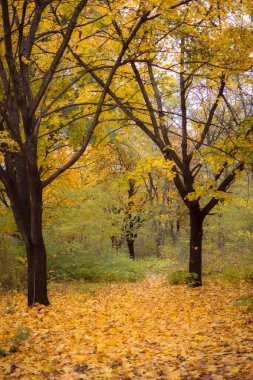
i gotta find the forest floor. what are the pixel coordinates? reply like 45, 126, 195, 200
0, 275, 253, 380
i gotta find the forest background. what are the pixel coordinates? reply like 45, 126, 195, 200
0, 0, 253, 305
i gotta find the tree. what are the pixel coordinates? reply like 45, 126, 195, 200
85, 0, 253, 284
84, 138, 148, 260
0, 0, 152, 305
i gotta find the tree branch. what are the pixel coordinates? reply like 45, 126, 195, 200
41, 10, 151, 188
202, 162, 244, 215
31, 0, 88, 116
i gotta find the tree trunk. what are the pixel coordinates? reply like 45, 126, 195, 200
27, 167, 49, 306
170, 221, 177, 244
217, 213, 225, 251
9, 193, 49, 306
27, 238, 49, 306
126, 237, 135, 260
110, 236, 123, 249
155, 225, 166, 258
189, 210, 204, 286
3, 157, 49, 306
125, 179, 137, 260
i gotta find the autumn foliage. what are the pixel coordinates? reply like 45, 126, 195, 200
1, 277, 253, 379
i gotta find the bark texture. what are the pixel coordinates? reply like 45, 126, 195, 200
189, 209, 204, 286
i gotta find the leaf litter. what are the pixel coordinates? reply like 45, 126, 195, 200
0, 275, 252, 379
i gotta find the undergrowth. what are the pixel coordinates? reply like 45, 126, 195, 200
1, 239, 253, 289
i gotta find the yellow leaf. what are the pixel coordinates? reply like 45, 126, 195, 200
229, 367, 240, 375
206, 364, 217, 372
21, 55, 30, 65
167, 370, 181, 380
105, 338, 118, 346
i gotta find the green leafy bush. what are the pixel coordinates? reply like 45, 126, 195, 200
10, 326, 32, 353
168, 271, 199, 286
235, 296, 253, 312
221, 268, 241, 283
47, 241, 176, 283
221, 267, 253, 284
243, 268, 253, 284
48, 248, 144, 283
0, 237, 26, 289
0, 325, 32, 357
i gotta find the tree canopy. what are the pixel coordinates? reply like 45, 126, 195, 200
0, 0, 252, 304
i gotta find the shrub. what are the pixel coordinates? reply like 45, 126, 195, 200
0, 237, 26, 290
221, 268, 241, 283
221, 268, 253, 284
235, 296, 253, 312
47, 247, 146, 283
169, 271, 199, 286
47, 242, 176, 283
0, 326, 32, 356
243, 268, 253, 284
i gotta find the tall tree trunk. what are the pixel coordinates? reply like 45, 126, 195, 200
7, 191, 49, 306
125, 179, 137, 260
217, 213, 225, 251
27, 237, 49, 306
3, 156, 49, 306
155, 225, 166, 258
170, 221, 178, 244
189, 209, 204, 286
126, 236, 135, 260
27, 166, 49, 306
110, 236, 123, 249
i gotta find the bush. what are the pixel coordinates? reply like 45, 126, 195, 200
0, 325, 32, 357
48, 247, 145, 283
0, 237, 26, 290
243, 268, 253, 284
221, 268, 241, 283
235, 296, 253, 312
221, 267, 253, 284
168, 271, 199, 286
47, 241, 177, 283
